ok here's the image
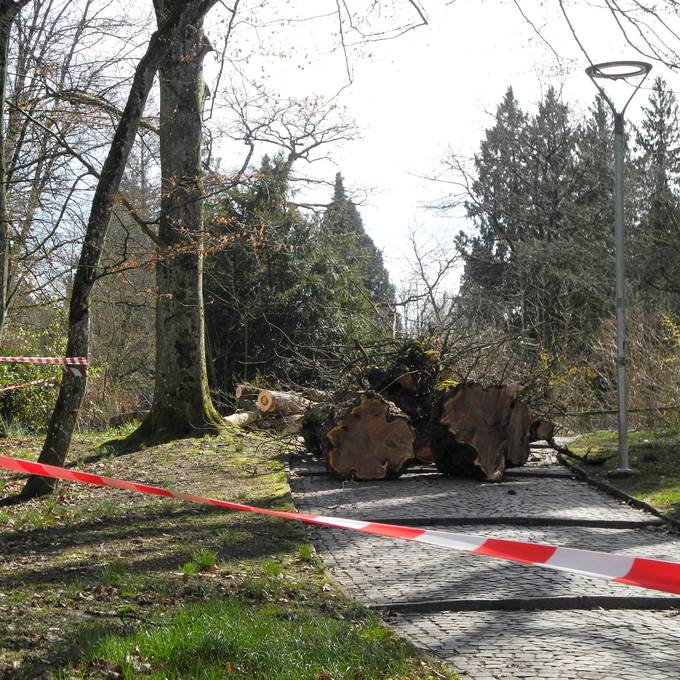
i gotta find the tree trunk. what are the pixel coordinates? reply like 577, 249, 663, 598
506, 399, 531, 468
257, 389, 311, 415
123, 0, 222, 448
302, 392, 415, 480
224, 410, 260, 427
431, 382, 529, 481
0, 1, 28, 342
22, 0, 218, 497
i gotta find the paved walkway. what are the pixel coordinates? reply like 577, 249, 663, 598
289, 449, 680, 679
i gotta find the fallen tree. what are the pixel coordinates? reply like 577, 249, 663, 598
234, 344, 537, 481
302, 391, 415, 480
257, 389, 311, 416
430, 382, 530, 481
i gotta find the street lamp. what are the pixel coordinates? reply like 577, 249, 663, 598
585, 60, 652, 476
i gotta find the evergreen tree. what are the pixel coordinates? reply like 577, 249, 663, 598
457, 87, 527, 322
633, 76, 680, 299
457, 88, 616, 350
322, 172, 395, 309
204, 157, 395, 396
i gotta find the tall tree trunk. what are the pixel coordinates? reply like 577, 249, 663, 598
22, 0, 218, 498
124, 0, 222, 447
0, 1, 28, 342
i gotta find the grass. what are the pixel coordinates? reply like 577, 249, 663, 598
0, 428, 457, 679
570, 426, 680, 518
73, 599, 442, 680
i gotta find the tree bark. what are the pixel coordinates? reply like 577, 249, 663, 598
123, 0, 222, 447
22, 0, 218, 497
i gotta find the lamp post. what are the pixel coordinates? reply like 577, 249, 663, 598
585, 60, 651, 476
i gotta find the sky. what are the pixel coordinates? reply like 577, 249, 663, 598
204, 0, 680, 289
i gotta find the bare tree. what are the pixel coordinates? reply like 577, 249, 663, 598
0, 0, 30, 341
22, 0, 222, 497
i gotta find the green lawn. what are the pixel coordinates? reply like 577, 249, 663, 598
0, 428, 456, 680
569, 427, 680, 519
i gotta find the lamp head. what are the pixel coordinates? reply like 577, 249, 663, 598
585, 60, 652, 116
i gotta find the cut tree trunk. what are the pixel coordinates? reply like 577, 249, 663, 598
257, 389, 311, 416
506, 400, 531, 468
431, 382, 529, 481
301, 391, 415, 480
224, 410, 260, 427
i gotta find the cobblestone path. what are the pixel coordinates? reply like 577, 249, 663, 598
289, 449, 680, 679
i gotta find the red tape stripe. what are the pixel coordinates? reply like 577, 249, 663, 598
0, 356, 88, 379
1, 454, 680, 597
0, 357, 87, 365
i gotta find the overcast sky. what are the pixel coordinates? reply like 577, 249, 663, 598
205, 0, 679, 288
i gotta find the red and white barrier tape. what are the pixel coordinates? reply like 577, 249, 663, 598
1, 454, 679, 596
0, 356, 87, 378
0, 378, 55, 394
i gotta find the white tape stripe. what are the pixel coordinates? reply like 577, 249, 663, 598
313, 516, 370, 530
0, 357, 88, 365
416, 529, 488, 552
544, 546, 636, 579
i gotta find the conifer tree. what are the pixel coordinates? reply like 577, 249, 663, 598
457, 87, 527, 322
457, 87, 616, 348
323, 172, 395, 309
633, 76, 680, 299
204, 158, 396, 394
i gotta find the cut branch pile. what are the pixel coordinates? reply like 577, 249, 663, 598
225, 385, 312, 431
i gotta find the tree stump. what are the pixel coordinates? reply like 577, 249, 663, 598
301, 391, 415, 480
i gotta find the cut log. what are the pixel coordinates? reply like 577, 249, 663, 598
257, 389, 311, 415
431, 382, 528, 481
301, 392, 415, 480
224, 410, 260, 427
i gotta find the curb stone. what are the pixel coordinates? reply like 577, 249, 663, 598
557, 454, 680, 533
